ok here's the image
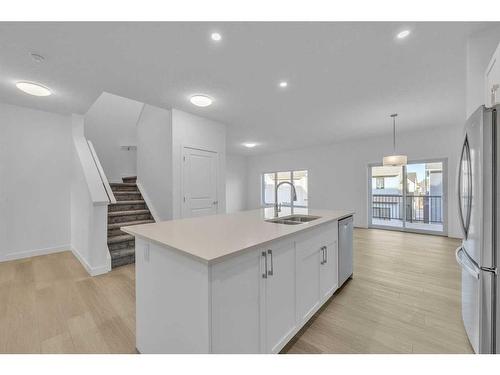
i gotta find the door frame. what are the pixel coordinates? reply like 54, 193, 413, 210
367, 157, 448, 236
181, 145, 219, 219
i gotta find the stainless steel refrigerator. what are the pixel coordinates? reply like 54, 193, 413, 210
456, 104, 499, 354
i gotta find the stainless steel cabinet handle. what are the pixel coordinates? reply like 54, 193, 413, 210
324, 245, 327, 264
320, 246, 326, 264
267, 249, 274, 276
262, 251, 267, 279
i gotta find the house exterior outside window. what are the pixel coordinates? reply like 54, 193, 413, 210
376, 177, 385, 189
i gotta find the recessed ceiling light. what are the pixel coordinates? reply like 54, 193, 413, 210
15, 81, 52, 96
396, 30, 411, 39
243, 142, 258, 148
190, 94, 213, 107
279, 81, 288, 88
211, 32, 222, 41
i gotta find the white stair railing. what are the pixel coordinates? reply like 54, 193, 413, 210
87, 140, 116, 204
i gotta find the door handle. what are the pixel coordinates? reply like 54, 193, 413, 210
324, 246, 327, 264
320, 246, 326, 264
262, 251, 267, 279
455, 246, 480, 279
267, 249, 274, 276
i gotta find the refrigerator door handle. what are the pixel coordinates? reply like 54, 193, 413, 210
480, 265, 498, 275
456, 246, 480, 279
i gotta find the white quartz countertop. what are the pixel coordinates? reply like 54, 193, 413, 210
122, 208, 354, 263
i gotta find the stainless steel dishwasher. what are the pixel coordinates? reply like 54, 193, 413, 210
338, 215, 353, 286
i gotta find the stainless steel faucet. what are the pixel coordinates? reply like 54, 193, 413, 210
274, 181, 297, 217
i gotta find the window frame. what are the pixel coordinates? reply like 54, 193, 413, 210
261, 169, 308, 208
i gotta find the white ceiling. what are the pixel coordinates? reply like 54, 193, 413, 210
0, 22, 495, 154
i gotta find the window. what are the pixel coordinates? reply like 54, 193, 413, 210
375, 177, 385, 189
262, 170, 308, 208
369, 160, 446, 234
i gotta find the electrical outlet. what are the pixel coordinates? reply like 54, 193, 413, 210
144, 244, 150, 262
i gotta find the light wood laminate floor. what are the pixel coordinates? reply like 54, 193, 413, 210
0, 228, 473, 354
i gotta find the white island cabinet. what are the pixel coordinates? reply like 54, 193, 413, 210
296, 223, 339, 325
123, 208, 354, 354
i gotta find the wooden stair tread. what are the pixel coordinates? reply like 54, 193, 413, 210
107, 180, 151, 268
107, 234, 134, 244
108, 219, 154, 230
110, 182, 136, 187
108, 209, 150, 217
110, 247, 135, 258
111, 200, 145, 205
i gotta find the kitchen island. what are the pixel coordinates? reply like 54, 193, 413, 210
122, 208, 354, 354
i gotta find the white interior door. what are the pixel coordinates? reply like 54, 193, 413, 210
182, 147, 218, 218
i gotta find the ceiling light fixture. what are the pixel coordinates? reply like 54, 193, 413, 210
279, 81, 288, 88
190, 94, 213, 107
15, 81, 52, 96
211, 32, 222, 41
383, 113, 407, 166
243, 142, 258, 148
396, 30, 411, 39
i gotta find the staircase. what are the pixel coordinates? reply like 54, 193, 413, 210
108, 176, 154, 268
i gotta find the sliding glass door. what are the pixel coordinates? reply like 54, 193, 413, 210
368, 159, 447, 235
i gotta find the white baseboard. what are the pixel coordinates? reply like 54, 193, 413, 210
136, 180, 160, 222
0, 244, 70, 262
71, 246, 111, 276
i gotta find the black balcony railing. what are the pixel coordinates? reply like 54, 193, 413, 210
372, 194, 443, 224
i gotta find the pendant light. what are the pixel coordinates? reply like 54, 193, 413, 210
383, 113, 407, 166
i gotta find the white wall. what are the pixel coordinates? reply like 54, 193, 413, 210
136, 104, 173, 221
246, 125, 463, 238
466, 26, 500, 118
0, 102, 72, 261
84, 92, 144, 182
70, 115, 111, 275
171, 109, 226, 219
226, 154, 248, 213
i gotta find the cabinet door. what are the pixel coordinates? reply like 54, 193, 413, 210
320, 240, 338, 302
264, 240, 297, 353
485, 43, 500, 107
211, 249, 265, 353
296, 238, 321, 324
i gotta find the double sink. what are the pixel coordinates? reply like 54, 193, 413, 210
266, 214, 321, 225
